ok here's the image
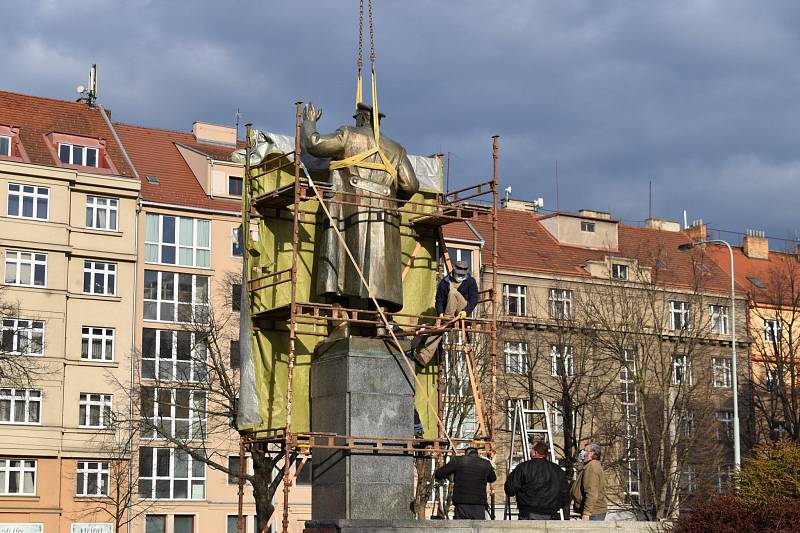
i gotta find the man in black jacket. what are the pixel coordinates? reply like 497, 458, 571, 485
434, 447, 496, 519
504, 441, 569, 520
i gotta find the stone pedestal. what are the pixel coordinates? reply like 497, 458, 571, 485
310, 336, 416, 520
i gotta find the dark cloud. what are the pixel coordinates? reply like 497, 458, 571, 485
4, 1, 800, 241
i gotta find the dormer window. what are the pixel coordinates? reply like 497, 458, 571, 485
612, 263, 628, 280
0, 135, 10, 157
58, 143, 98, 167
581, 220, 596, 233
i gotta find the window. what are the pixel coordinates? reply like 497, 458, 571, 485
138, 447, 206, 499
227, 516, 259, 533
140, 387, 207, 440
672, 355, 692, 385
447, 247, 473, 273
8, 183, 48, 220
230, 340, 241, 369
746, 276, 766, 289
86, 196, 118, 231
765, 319, 782, 342
79, 393, 112, 428
717, 410, 734, 441
709, 305, 729, 335
232, 227, 244, 257
0, 458, 36, 495
580, 220, 595, 232
144, 214, 211, 268
232, 283, 242, 312
146, 175, 160, 184
143, 271, 210, 323
81, 327, 114, 361
0, 135, 10, 156
718, 464, 733, 493
680, 411, 695, 439
4, 250, 47, 287
142, 329, 208, 382
83, 261, 116, 295
712, 357, 732, 388
670, 301, 690, 331
619, 349, 639, 501
682, 465, 696, 494
766, 369, 779, 391
548, 288, 572, 320
503, 284, 526, 316
227, 456, 244, 485
551, 401, 564, 434
504, 341, 528, 374
0, 388, 41, 424
611, 263, 628, 280
174, 516, 194, 533
2, 319, 44, 355
505, 399, 531, 430
146, 515, 166, 533
76, 461, 109, 496
229, 176, 243, 196
58, 143, 98, 167
550, 345, 574, 377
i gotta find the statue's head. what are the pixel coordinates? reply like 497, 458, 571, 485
354, 102, 385, 127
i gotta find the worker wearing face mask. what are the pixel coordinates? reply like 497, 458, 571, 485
571, 443, 608, 521
409, 260, 478, 366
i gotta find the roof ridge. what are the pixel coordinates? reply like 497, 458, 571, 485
0, 89, 101, 110
114, 121, 195, 137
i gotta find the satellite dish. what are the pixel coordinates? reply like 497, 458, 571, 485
77, 85, 86, 94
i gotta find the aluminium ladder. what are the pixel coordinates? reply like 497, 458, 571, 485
503, 398, 565, 520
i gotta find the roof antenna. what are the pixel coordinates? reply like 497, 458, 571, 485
555, 159, 560, 212
76, 64, 98, 106
234, 108, 242, 140
648, 179, 652, 219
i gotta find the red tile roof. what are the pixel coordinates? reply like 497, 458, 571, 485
450, 209, 738, 295
114, 123, 243, 212
707, 244, 799, 305
0, 90, 134, 176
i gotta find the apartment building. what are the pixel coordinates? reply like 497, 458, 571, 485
114, 120, 311, 533
0, 91, 140, 532
445, 203, 750, 518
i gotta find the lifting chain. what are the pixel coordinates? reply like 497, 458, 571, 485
357, 0, 364, 74
368, 0, 375, 66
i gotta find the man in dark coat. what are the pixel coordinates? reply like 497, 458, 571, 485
414, 260, 478, 365
434, 447, 496, 519
504, 440, 569, 520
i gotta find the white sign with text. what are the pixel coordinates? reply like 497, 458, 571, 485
0, 525, 44, 533
71, 525, 112, 533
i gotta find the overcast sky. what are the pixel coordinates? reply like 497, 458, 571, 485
4, 1, 800, 244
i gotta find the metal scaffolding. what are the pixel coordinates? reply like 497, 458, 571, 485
237, 103, 500, 533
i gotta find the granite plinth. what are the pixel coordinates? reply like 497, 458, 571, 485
304, 519, 662, 533
311, 336, 416, 520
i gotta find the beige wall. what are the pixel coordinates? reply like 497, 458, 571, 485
0, 160, 139, 532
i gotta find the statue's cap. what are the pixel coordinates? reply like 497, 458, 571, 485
354, 102, 386, 119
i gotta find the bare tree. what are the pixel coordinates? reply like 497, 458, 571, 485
0, 292, 44, 388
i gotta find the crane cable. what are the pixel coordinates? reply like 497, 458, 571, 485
329, 0, 399, 188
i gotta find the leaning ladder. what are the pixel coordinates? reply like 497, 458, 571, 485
503, 398, 564, 520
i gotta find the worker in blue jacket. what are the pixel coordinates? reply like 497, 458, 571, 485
412, 260, 478, 365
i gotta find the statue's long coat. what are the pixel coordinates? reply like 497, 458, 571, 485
302, 123, 419, 312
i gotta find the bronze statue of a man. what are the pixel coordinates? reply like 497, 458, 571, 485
302, 102, 419, 313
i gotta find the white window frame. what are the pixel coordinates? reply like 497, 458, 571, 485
144, 214, 211, 268
505, 398, 531, 430
717, 464, 733, 493
141, 329, 208, 382
0, 135, 10, 157
0, 458, 36, 495
550, 345, 574, 377
4, 250, 47, 287
140, 387, 207, 441
232, 226, 244, 257
85, 195, 119, 231
709, 305, 729, 335
143, 271, 210, 324
765, 319, 782, 342
83, 261, 116, 296
502, 284, 527, 316
81, 327, 115, 361
7, 183, 49, 220
611, 263, 628, 280
2, 319, 44, 356
712, 357, 732, 388
717, 410, 734, 441
670, 301, 690, 331
79, 393, 112, 428
58, 143, 99, 167
766, 369, 779, 391
76, 460, 109, 496
672, 355, 692, 385
548, 288, 573, 320
580, 220, 595, 232
551, 400, 564, 434
0, 388, 41, 424
138, 447, 206, 500
683, 464, 696, 494
503, 341, 528, 374
680, 411, 695, 439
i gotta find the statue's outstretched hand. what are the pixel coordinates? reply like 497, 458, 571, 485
303, 102, 323, 122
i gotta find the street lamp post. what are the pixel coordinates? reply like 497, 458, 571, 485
678, 239, 740, 471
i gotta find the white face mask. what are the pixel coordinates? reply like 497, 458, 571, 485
452, 272, 466, 282
579, 450, 587, 461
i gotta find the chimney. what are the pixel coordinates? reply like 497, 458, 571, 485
645, 218, 681, 232
685, 218, 707, 243
578, 209, 612, 220
743, 229, 769, 259
192, 121, 237, 147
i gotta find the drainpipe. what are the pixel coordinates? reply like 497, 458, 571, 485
127, 194, 142, 533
